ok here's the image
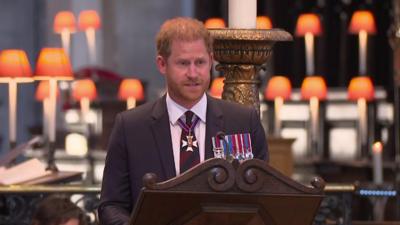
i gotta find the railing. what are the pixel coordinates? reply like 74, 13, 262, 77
1, 183, 393, 225
315, 184, 356, 225
0, 185, 100, 225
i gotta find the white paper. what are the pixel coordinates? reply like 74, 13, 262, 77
0, 158, 52, 185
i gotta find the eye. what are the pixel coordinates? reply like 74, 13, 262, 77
177, 60, 189, 66
195, 59, 206, 66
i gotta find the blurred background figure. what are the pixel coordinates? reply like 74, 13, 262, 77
31, 195, 87, 225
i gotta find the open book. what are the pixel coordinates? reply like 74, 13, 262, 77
0, 158, 82, 185
0, 137, 83, 185
0, 158, 52, 185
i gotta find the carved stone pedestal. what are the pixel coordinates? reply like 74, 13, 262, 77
209, 28, 292, 115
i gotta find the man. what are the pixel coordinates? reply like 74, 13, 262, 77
31, 195, 87, 225
98, 17, 268, 225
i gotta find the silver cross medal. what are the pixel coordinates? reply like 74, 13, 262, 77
182, 131, 198, 152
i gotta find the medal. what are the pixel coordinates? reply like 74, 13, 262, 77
187, 134, 193, 147
182, 131, 198, 152
178, 115, 200, 152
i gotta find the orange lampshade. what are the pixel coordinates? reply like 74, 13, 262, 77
265, 76, 292, 100
301, 76, 327, 100
256, 16, 273, 29
348, 76, 374, 101
209, 77, 225, 98
35, 80, 60, 101
72, 79, 97, 101
295, 13, 322, 36
118, 78, 144, 100
34, 48, 73, 80
0, 49, 32, 82
204, 18, 226, 29
349, 10, 376, 34
53, 11, 76, 33
78, 10, 101, 30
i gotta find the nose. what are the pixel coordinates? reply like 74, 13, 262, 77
186, 63, 198, 79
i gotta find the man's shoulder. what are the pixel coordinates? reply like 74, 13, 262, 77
119, 97, 162, 122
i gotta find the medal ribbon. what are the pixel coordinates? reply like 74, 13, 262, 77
177, 115, 200, 134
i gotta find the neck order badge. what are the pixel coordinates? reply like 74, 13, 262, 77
177, 111, 200, 152
178, 111, 200, 173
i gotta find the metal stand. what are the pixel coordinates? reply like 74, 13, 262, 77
46, 141, 58, 172
85, 123, 95, 185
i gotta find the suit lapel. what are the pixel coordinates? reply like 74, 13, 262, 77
150, 96, 176, 179
205, 95, 224, 159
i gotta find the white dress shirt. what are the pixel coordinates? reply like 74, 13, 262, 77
166, 93, 207, 175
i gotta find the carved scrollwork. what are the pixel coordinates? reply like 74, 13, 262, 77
209, 29, 291, 65
0, 195, 52, 225
209, 29, 292, 115
313, 194, 351, 225
216, 64, 261, 114
236, 160, 265, 192
235, 159, 325, 194
208, 28, 293, 42
143, 158, 236, 192
311, 177, 326, 191
143, 158, 324, 196
207, 164, 236, 192
5, 195, 38, 225
143, 173, 159, 189
224, 84, 259, 110
216, 64, 259, 80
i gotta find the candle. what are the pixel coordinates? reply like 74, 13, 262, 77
43, 97, 50, 137
309, 96, 319, 144
358, 98, 367, 148
79, 10, 101, 65
80, 97, 91, 123
127, 97, 137, 110
274, 97, 284, 137
305, 33, 315, 75
358, 30, 368, 75
61, 29, 72, 56
372, 141, 383, 184
8, 79, 17, 143
86, 28, 97, 64
228, 0, 257, 28
48, 78, 57, 142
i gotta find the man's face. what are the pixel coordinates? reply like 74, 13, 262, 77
157, 39, 212, 108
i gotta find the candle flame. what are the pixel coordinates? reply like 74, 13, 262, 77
372, 141, 383, 153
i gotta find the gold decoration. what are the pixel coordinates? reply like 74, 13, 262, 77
209, 28, 292, 115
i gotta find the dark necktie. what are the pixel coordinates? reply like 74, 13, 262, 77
178, 111, 200, 173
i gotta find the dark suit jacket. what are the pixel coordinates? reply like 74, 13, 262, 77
98, 95, 268, 225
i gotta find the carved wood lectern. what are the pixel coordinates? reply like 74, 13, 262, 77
130, 158, 325, 225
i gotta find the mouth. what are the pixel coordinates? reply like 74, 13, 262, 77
184, 82, 200, 87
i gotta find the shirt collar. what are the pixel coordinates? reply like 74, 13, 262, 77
166, 93, 207, 125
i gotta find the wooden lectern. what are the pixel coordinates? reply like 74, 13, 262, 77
129, 158, 325, 225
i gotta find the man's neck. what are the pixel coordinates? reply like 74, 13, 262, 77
167, 94, 204, 110
166, 93, 207, 123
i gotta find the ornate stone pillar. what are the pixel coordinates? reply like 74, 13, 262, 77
209, 29, 292, 115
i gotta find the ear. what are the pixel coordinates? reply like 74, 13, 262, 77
156, 55, 167, 75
